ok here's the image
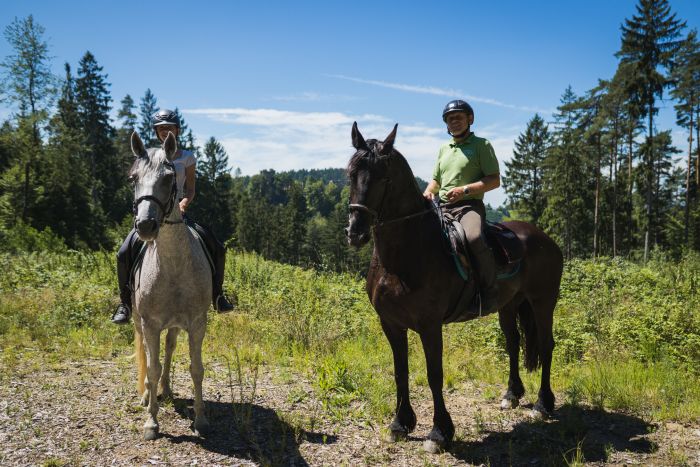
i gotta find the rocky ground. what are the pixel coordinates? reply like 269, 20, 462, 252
1, 355, 699, 466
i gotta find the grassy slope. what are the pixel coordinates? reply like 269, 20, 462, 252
1, 250, 698, 425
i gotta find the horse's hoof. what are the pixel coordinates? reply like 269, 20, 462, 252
423, 427, 449, 453
501, 398, 519, 410
144, 427, 159, 441
159, 390, 173, 402
423, 439, 445, 454
194, 419, 211, 437
384, 429, 408, 443
529, 401, 551, 419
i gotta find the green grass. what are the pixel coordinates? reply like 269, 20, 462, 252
1, 249, 699, 426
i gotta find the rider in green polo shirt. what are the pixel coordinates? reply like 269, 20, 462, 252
423, 100, 501, 312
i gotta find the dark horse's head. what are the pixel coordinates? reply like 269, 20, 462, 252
129, 131, 179, 241
345, 122, 399, 247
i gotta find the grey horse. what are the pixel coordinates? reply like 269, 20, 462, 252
129, 131, 211, 440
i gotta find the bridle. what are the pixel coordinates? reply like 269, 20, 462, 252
132, 161, 182, 227
348, 154, 432, 229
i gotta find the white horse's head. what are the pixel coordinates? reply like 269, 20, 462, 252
129, 131, 179, 241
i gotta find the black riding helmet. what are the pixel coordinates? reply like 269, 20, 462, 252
442, 100, 474, 122
151, 109, 180, 128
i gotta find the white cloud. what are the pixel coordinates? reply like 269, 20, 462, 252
326, 74, 554, 114
266, 92, 359, 102
184, 107, 516, 206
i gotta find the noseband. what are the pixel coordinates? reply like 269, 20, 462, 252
132, 161, 181, 226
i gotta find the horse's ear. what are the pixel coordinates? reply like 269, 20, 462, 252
378, 123, 398, 155
351, 121, 368, 150
163, 131, 178, 161
131, 131, 147, 158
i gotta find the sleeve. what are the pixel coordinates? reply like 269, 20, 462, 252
480, 139, 500, 175
183, 150, 196, 169
431, 147, 442, 184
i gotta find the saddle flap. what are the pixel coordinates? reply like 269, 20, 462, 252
485, 222, 524, 264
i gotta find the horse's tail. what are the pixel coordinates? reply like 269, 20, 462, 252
517, 300, 540, 371
135, 325, 147, 395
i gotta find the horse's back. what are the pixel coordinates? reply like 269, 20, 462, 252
503, 220, 563, 294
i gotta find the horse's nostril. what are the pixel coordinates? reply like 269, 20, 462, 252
137, 219, 157, 235
344, 227, 349, 236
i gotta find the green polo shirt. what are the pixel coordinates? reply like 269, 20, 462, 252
431, 133, 500, 202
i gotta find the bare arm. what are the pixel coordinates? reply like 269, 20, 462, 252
445, 173, 500, 203
179, 164, 196, 213
422, 179, 440, 200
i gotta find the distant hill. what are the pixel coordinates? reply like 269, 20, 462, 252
238, 167, 430, 192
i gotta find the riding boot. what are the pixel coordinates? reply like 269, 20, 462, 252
471, 242, 499, 313
112, 230, 141, 324
213, 246, 236, 313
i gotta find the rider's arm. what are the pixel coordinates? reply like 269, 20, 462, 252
463, 173, 500, 195
445, 173, 500, 202
179, 164, 196, 212
423, 179, 440, 200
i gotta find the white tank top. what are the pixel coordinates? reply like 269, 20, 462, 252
171, 149, 196, 199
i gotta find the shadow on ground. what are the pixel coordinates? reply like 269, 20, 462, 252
162, 398, 336, 466
450, 404, 657, 466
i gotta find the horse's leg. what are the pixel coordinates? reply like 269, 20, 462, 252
160, 328, 179, 400
529, 295, 556, 416
498, 301, 525, 409
380, 319, 416, 441
142, 326, 162, 440
134, 320, 147, 401
188, 324, 210, 436
419, 326, 454, 453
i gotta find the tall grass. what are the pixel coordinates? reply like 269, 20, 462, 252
1, 249, 698, 423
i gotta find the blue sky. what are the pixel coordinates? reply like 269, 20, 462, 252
2, 0, 699, 206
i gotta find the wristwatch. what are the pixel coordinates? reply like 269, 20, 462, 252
463, 185, 470, 195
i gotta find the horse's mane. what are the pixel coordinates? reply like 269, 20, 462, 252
347, 140, 424, 198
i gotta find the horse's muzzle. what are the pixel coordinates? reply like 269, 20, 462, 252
345, 226, 370, 247
136, 218, 159, 241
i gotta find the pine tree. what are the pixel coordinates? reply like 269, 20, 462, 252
38, 63, 93, 248
670, 30, 700, 247
540, 87, 593, 259
0, 15, 56, 221
138, 88, 158, 146
118, 94, 137, 131
75, 51, 119, 243
189, 136, 233, 240
616, 0, 686, 260
503, 114, 550, 225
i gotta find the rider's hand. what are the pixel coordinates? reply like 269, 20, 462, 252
446, 185, 468, 203
423, 190, 435, 201
179, 199, 189, 214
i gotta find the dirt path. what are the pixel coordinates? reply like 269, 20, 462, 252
1, 355, 698, 466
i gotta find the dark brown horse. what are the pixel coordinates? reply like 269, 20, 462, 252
345, 122, 563, 452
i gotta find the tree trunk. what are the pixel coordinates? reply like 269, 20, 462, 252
644, 101, 653, 262
593, 136, 601, 257
685, 105, 693, 245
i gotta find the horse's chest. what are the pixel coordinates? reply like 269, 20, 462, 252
370, 272, 414, 308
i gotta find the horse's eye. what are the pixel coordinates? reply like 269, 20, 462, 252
128, 174, 137, 184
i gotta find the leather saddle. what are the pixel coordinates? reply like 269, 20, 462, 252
442, 213, 524, 281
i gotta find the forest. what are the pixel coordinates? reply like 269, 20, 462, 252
1, 1, 697, 270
